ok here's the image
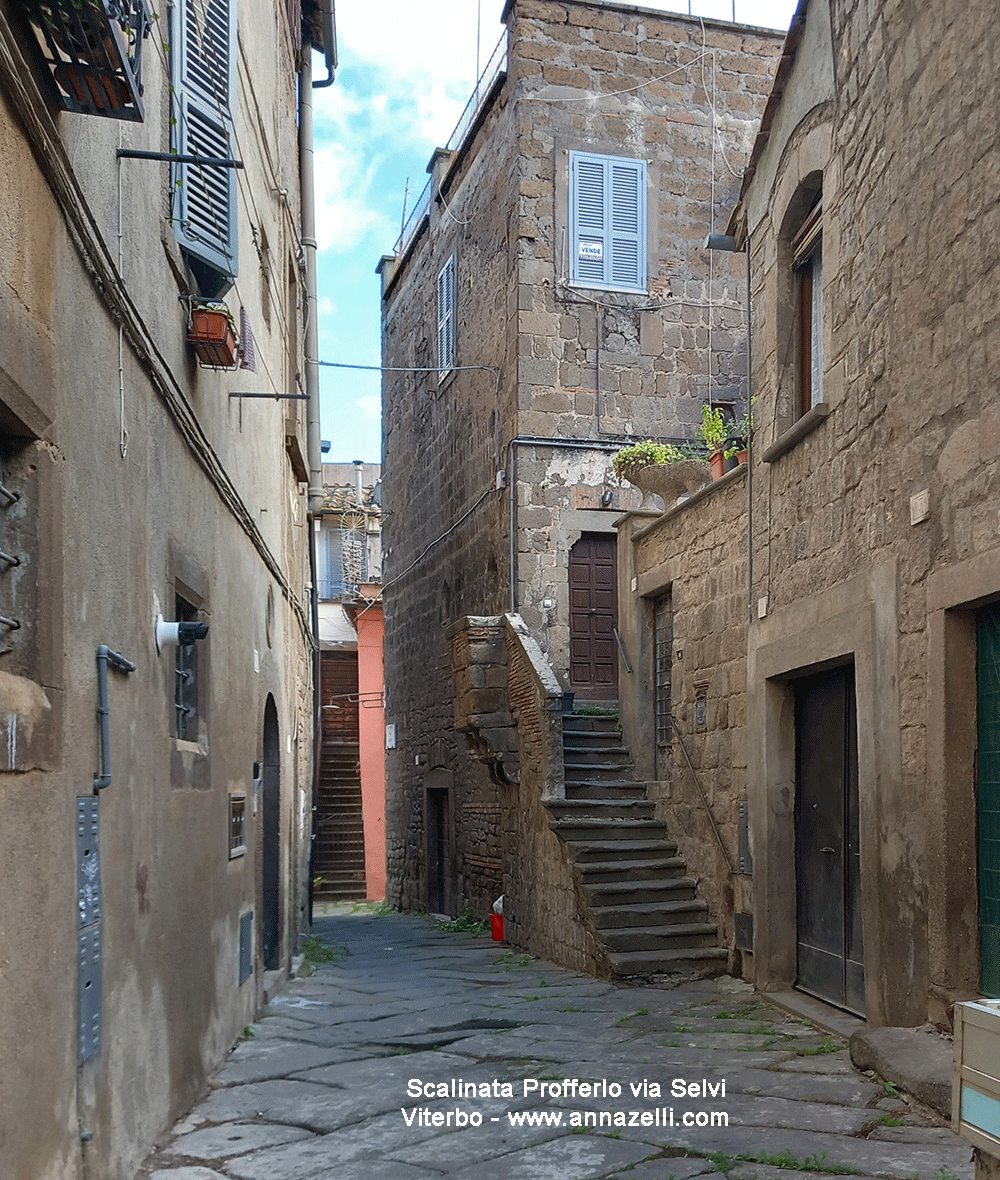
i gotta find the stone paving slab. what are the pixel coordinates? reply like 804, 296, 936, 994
135, 912, 970, 1180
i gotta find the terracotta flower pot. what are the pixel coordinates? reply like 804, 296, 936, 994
708, 449, 726, 480
188, 309, 237, 368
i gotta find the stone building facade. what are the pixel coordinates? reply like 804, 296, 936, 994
616, 467, 750, 969
0, 1, 330, 1175
614, 0, 1000, 1030
378, 0, 782, 917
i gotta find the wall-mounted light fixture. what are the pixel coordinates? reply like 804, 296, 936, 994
155, 613, 209, 654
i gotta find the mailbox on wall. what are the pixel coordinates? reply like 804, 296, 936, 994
954, 999, 1000, 1155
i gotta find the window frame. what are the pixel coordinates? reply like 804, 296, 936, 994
792, 201, 823, 417
569, 150, 647, 294
437, 254, 456, 382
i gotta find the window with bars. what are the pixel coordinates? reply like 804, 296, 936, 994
569, 151, 647, 293
175, 593, 202, 741
654, 591, 673, 773
170, 0, 238, 295
437, 255, 456, 380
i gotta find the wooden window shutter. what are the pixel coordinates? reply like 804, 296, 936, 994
171, 0, 238, 283
437, 255, 455, 378
570, 152, 646, 292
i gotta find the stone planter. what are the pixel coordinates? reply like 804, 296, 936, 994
628, 460, 711, 510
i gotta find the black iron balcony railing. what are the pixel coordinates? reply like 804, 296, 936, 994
23, 0, 152, 122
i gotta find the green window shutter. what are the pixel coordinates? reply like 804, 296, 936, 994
171, 0, 238, 285
437, 255, 455, 377
570, 151, 646, 292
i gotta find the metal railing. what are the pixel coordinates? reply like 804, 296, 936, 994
392, 30, 508, 258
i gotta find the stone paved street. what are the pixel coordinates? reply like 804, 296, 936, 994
137, 910, 972, 1180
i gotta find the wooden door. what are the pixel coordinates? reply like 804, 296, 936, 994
569, 534, 618, 700
795, 665, 864, 1014
978, 606, 1000, 997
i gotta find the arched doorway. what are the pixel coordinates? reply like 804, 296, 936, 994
262, 695, 281, 971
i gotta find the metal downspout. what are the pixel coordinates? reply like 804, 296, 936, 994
300, 43, 325, 517
94, 645, 136, 792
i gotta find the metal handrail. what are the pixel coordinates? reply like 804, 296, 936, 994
392, 31, 507, 258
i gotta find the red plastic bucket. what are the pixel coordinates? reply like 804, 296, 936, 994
491, 913, 504, 942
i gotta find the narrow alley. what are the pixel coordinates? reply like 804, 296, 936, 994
138, 910, 970, 1180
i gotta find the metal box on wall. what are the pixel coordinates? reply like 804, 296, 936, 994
954, 999, 1000, 1155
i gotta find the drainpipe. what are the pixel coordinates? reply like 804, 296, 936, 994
94, 645, 136, 792
300, 41, 327, 516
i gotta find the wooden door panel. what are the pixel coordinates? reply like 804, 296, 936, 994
568, 535, 618, 699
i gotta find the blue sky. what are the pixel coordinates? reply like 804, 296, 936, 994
312, 0, 798, 464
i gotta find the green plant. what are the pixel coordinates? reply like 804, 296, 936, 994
701, 1149, 861, 1176
434, 906, 489, 936
611, 439, 688, 482
696, 404, 729, 452
301, 933, 345, 965
241, 1024, 256, 1039
372, 899, 396, 915
517, 954, 532, 967
797, 1035, 842, 1056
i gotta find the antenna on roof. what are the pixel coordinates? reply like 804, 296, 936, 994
400, 177, 410, 239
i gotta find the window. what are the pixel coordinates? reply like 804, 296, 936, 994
175, 594, 202, 741
437, 255, 455, 379
229, 794, 247, 857
170, 0, 238, 295
569, 151, 647, 292
792, 198, 823, 415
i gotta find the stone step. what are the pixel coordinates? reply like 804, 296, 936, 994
602, 922, 719, 953
590, 898, 709, 929
563, 715, 620, 733
548, 799, 655, 822
563, 741, 628, 756
564, 782, 647, 801
586, 876, 700, 907
551, 818, 669, 843
559, 761, 636, 781
578, 856, 690, 884
563, 730, 625, 747
609, 946, 729, 977
571, 838, 679, 862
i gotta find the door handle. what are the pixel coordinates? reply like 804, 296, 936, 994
820, 847, 836, 854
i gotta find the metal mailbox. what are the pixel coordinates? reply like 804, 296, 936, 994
954, 999, 1000, 1154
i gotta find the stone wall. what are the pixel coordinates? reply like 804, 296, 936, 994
448, 614, 608, 975
729, 0, 1000, 1025
507, 0, 783, 660
617, 467, 750, 965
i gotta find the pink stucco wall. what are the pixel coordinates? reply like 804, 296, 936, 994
355, 589, 386, 900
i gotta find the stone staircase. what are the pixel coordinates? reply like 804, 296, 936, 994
547, 711, 728, 978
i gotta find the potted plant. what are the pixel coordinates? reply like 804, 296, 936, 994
612, 440, 710, 509
187, 302, 238, 368
723, 403, 753, 467
696, 404, 729, 480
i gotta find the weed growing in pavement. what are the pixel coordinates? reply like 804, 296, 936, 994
497, 950, 514, 966
434, 906, 489, 936
796, 1036, 842, 1056
301, 934, 345, 965
614, 1007, 648, 1027
878, 1114, 905, 1127
605, 1129, 623, 1139
240, 1025, 256, 1040
714, 1004, 760, 1020
701, 1149, 861, 1176
517, 954, 532, 967
372, 899, 396, 915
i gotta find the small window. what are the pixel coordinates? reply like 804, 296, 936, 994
792, 200, 823, 415
437, 255, 456, 380
175, 594, 202, 741
569, 151, 647, 292
229, 794, 247, 857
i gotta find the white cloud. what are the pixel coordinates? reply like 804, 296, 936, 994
313, 142, 392, 253
357, 396, 381, 421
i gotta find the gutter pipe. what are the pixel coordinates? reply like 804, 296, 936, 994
94, 645, 136, 792
312, 0, 337, 88
300, 41, 326, 516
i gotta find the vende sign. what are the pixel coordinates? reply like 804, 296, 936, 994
578, 241, 603, 262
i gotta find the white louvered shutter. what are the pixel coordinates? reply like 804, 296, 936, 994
570, 152, 646, 292
172, 0, 238, 281
437, 256, 455, 378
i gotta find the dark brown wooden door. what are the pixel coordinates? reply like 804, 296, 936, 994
795, 665, 864, 1014
569, 534, 618, 700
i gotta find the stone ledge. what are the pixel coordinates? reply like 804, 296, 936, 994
761, 401, 831, 463
849, 1025, 953, 1118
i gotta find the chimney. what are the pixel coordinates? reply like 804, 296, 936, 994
353, 459, 364, 508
